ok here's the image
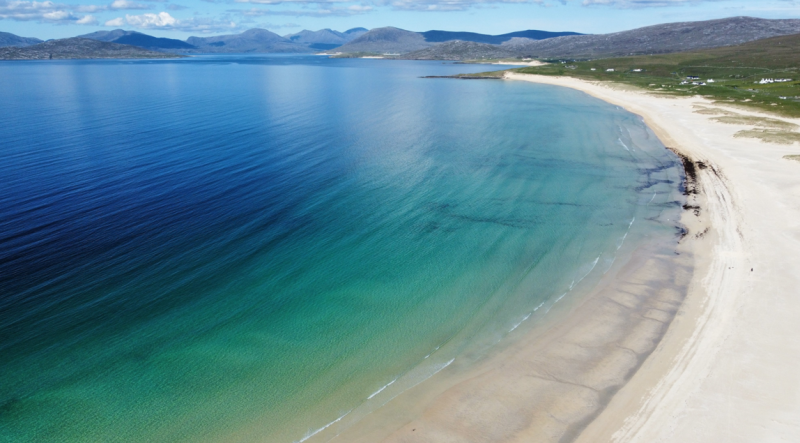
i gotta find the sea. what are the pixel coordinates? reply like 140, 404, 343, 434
0, 55, 683, 443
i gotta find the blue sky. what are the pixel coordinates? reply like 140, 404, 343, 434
1, 0, 798, 40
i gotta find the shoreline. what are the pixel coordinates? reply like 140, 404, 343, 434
322, 73, 800, 443
505, 73, 800, 442
318, 77, 692, 443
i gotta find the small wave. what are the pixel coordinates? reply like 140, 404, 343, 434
617, 217, 635, 250
554, 292, 567, 303
648, 192, 657, 205
618, 138, 630, 152
296, 410, 352, 443
509, 312, 532, 332
533, 302, 544, 312
367, 378, 397, 400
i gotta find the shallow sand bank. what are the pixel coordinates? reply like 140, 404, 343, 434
324, 79, 691, 443
505, 73, 800, 442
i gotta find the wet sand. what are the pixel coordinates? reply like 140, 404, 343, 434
322, 82, 692, 443
326, 73, 800, 443
506, 73, 800, 443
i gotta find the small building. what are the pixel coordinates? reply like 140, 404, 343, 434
606, 68, 615, 72
687, 76, 700, 80
707, 79, 715, 83
590, 68, 596, 71
632, 69, 643, 72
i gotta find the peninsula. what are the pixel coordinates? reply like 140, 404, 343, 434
0, 38, 182, 60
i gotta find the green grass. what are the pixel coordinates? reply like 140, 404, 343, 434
507, 33, 800, 118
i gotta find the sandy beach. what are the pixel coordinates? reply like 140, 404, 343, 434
503, 73, 800, 443
327, 73, 800, 443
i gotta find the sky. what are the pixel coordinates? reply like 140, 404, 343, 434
1, 0, 799, 40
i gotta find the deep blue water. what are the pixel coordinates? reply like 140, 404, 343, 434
0, 55, 682, 442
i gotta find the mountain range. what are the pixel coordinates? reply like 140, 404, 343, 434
0, 31, 43, 48
0, 26, 579, 55
1, 17, 799, 61
284, 27, 367, 50
501, 16, 800, 59
0, 37, 181, 60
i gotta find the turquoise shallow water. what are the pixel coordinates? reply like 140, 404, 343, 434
0, 55, 682, 442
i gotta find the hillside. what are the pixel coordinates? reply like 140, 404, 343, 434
509, 33, 800, 117
420, 29, 581, 45
0, 38, 182, 60
79, 30, 194, 52
332, 27, 432, 54
186, 28, 311, 53
503, 17, 800, 60
398, 40, 517, 60
333, 27, 581, 55
0, 31, 42, 48
284, 28, 367, 50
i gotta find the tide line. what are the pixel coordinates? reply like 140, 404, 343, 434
296, 410, 353, 443
367, 378, 397, 400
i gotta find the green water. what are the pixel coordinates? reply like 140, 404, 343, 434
0, 56, 683, 442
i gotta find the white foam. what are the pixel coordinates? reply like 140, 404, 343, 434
296, 410, 352, 443
618, 138, 631, 152
509, 312, 532, 332
367, 378, 397, 400
617, 217, 635, 250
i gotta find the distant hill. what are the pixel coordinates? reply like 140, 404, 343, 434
398, 40, 518, 60
0, 38, 182, 60
344, 28, 368, 37
77, 29, 132, 42
186, 28, 312, 53
0, 31, 43, 48
332, 27, 582, 55
420, 30, 582, 45
332, 27, 432, 54
78, 30, 195, 52
284, 28, 367, 50
502, 16, 800, 59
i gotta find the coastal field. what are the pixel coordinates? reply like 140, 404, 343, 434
512, 33, 800, 118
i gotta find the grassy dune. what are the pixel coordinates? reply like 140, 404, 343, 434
509, 33, 800, 117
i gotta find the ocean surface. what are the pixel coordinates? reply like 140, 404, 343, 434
0, 55, 683, 443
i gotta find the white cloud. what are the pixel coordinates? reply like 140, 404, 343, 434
0, 0, 100, 22
123, 10, 175, 26
387, 0, 541, 11
76, 13, 96, 23
104, 10, 241, 31
233, 6, 371, 15
581, 0, 713, 6
110, 0, 150, 9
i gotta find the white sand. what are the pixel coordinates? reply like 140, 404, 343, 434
504, 73, 800, 442
491, 60, 546, 67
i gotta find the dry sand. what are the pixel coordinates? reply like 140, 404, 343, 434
491, 60, 547, 67
323, 73, 800, 443
503, 73, 800, 443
